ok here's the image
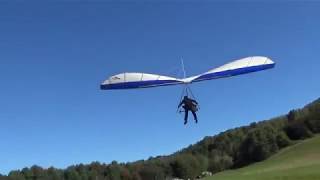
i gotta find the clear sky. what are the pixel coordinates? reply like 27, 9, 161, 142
1, 1, 320, 175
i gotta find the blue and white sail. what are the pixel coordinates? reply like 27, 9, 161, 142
183, 56, 275, 83
100, 73, 184, 90
100, 56, 275, 90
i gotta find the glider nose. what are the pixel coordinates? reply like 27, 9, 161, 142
266, 58, 276, 69
100, 79, 110, 90
265, 57, 275, 65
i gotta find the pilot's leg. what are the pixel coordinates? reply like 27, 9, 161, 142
184, 110, 189, 125
192, 111, 198, 123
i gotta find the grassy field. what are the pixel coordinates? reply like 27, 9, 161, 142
203, 135, 320, 180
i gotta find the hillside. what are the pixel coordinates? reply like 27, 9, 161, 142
2, 98, 319, 180
204, 135, 320, 180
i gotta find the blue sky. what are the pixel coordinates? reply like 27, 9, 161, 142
1, 1, 320, 174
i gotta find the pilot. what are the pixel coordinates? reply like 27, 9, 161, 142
178, 96, 198, 125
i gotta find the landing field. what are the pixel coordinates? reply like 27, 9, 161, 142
204, 135, 320, 180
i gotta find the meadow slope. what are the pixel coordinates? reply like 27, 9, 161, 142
204, 135, 320, 180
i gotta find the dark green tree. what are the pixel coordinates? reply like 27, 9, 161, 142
47, 167, 62, 180
64, 168, 81, 180
285, 122, 313, 140
237, 125, 279, 166
170, 154, 201, 179
276, 131, 291, 148
208, 150, 233, 173
8, 171, 25, 180
138, 163, 164, 180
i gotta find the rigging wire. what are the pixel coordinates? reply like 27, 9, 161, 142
176, 57, 199, 113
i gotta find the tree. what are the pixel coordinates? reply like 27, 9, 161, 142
47, 167, 62, 180
119, 167, 131, 180
305, 117, 320, 133
208, 150, 233, 173
193, 154, 209, 173
170, 154, 201, 179
8, 171, 25, 180
64, 169, 81, 180
237, 125, 279, 166
105, 162, 121, 180
287, 110, 297, 122
138, 164, 165, 180
30, 165, 45, 180
285, 122, 313, 140
131, 172, 141, 180
20, 168, 32, 180
276, 131, 291, 148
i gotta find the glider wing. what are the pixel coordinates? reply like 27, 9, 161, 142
101, 56, 275, 90
100, 73, 184, 90
185, 56, 275, 83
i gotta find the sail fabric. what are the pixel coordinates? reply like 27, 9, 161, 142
188, 56, 275, 83
100, 73, 184, 90
100, 56, 275, 90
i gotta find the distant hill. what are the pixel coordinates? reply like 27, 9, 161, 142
204, 135, 320, 180
2, 98, 320, 180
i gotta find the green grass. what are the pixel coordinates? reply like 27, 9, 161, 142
203, 135, 320, 180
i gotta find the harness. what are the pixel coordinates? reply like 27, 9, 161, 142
177, 85, 200, 113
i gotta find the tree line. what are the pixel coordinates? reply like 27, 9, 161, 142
2, 98, 320, 180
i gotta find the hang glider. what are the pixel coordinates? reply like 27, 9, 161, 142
100, 56, 275, 90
